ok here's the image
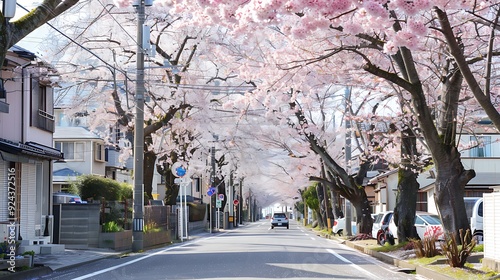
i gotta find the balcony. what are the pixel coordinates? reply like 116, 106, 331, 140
34, 109, 55, 132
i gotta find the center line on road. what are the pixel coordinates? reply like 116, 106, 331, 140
326, 249, 381, 280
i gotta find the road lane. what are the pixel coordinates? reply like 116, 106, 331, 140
40, 220, 421, 279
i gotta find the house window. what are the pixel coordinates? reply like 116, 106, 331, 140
416, 192, 427, 212
38, 85, 47, 112
30, 77, 55, 132
94, 142, 105, 162
55, 141, 84, 160
470, 136, 491, 157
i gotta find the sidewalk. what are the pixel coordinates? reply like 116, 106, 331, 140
0, 229, 215, 280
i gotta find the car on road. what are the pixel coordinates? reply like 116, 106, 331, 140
388, 211, 444, 241
372, 211, 393, 245
271, 212, 289, 229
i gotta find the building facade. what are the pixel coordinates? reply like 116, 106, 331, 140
0, 46, 63, 247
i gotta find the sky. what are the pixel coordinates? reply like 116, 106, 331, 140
13, 1, 51, 54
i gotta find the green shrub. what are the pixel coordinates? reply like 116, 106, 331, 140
66, 183, 80, 196
102, 221, 123, 232
76, 175, 123, 201
473, 244, 484, 253
120, 183, 133, 199
144, 222, 161, 233
0, 241, 20, 254
22, 250, 35, 257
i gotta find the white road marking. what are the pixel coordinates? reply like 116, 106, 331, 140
310, 237, 316, 240
72, 234, 225, 280
326, 248, 381, 280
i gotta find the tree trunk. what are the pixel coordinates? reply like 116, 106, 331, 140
316, 183, 327, 228
315, 209, 325, 228
435, 147, 475, 239
321, 163, 333, 230
159, 153, 180, 205
143, 149, 156, 200
345, 187, 373, 235
394, 168, 419, 241
394, 127, 420, 242
329, 187, 344, 219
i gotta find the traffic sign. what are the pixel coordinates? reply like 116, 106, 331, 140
218, 194, 225, 200
171, 162, 186, 177
207, 187, 216, 196
233, 199, 239, 206
216, 199, 222, 208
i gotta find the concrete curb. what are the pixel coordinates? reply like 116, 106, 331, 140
0, 266, 52, 280
343, 239, 458, 280
311, 228, 457, 280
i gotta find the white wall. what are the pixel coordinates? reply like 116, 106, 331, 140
462, 158, 500, 173
426, 189, 438, 214
483, 191, 500, 271
0, 69, 23, 141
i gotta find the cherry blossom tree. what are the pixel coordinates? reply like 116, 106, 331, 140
0, 0, 81, 68
42, 1, 308, 209
41, 2, 207, 200
157, 1, 500, 238
435, 7, 500, 138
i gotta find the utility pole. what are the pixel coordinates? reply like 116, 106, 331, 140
132, 0, 152, 252
248, 188, 252, 222
239, 178, 243, 225
344, 86, 352, 236
210, 135, 217, 231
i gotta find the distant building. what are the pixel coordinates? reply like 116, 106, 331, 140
53, 126, 106, 192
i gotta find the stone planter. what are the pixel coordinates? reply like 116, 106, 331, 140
0, 256, 32, 270
99, 230, 132, 251
143, 231, 171, 248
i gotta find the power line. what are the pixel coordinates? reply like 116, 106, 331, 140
17, 3, 134, 83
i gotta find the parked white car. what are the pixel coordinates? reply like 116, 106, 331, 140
388, 211, 444, 240
372, 211, 393, 245
470, 198, 483, 243
332, 217, 357, 235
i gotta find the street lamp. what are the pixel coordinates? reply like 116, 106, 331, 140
132, 0, 153, 253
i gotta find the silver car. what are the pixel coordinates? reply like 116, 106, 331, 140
271, 212, 289, 229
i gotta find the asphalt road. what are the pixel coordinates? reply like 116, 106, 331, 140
39, 220, 423, 279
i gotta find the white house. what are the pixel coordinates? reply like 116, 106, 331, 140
370, 123, 499, 215
370, 169, 436, 214
0, 46, 63, 250
52, 126, 106, 192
